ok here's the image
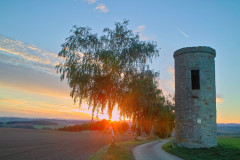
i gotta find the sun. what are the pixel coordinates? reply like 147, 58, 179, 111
98, 107, 121, 121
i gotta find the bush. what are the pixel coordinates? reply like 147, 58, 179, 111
58, 119, 129, 133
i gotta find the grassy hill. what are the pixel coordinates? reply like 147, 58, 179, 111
0, 117, 91, 130
217, 124, 240, 136
0, 117, 92, 130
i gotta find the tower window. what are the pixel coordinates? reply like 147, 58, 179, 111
191, 70, 200, 90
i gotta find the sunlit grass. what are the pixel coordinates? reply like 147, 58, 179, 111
88, 139, 156, 160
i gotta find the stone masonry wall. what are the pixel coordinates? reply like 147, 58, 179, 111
174, 46, 217, 148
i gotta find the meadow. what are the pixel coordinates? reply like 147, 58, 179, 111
163, 136, 240, 160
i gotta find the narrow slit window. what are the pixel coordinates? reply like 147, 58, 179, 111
191, 70, 200, 90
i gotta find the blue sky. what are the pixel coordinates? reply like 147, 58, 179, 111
0, 0, 239, 122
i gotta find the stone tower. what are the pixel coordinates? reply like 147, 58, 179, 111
174, 46, 217, 148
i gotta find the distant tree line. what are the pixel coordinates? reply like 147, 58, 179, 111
58, 119, 129, 134
6, 121, 58, 125
0, 121, 58, 130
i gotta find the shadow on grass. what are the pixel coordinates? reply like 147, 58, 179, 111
163, 138, 240, 160
89, 139, 159, 160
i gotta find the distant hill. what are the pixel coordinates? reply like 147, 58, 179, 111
0, 117, 91, 125
0, 117, 33, 122
6, 121, 58, 125
217, 123, 240, 136
217, 123, 240, 127
0, 117, 239, 136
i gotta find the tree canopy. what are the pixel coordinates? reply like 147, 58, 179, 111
119, 70, 174, 137
56, 20, 174, 137
56, 20, 159, 120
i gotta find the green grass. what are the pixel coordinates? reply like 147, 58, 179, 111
162, 137, 240, 160
88, 139, 157, 160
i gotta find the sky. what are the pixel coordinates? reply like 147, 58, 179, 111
0, 0, 239, 123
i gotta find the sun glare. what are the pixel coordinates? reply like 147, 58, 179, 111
98, 107, 121, 121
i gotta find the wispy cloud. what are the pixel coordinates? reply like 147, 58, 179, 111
0, 35, 95, 119
0, 62, 70, 98
0, 83, 93, 119
216, 96, 224, 104
0, 98, 28, 105
0, 35, 58, 74
0, 100, 92, 120
0, 47, 48, 63
167, 66, 174, 75
0, 36, 73, 100
134, 25, 146, 32
27, 45, 42, 52
83, 0, 97, 4
156, 66, 175, 96
177, 28, 190, 38
95, 4, 109, 13
134, 25, 149, 40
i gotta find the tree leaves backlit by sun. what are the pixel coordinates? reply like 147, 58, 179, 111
120, 70, 175, 137
56, 20, 158, 119
56, 20, 174, 137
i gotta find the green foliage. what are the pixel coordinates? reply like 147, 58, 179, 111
56, 20, 158, 119
162, 138, 240, 160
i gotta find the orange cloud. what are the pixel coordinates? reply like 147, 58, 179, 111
156, 66, 175, 96
167, 66, 175, 75
0, 47, 47, 63
0, 96, 92, 120
27, 45, 42, 52
0, 62, 71, 98
0, 98, 28, 105
0, 106, 92, 120
216, 97, 224, 104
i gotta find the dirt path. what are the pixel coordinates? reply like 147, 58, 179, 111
0, 128, 133, 160
133, 139, 182, 160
